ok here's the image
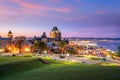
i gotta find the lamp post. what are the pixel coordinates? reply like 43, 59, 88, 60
67, 53, 70, 62
107, 55, 111, 63
44, 50, 47, 57
24, 48, 30, 53
8, 47, 11, 53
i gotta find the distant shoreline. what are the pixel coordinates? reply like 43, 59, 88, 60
66, 37, 120, 41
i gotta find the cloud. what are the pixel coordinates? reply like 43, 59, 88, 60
0, 6, 21, 21
48, 0, 62, 3
11, 0, 72, 13
96, 10, 108, 15
0, 0, 72, 22
92, 12, 120, 27
65, 10, 120, 27
75, 0, 81, 3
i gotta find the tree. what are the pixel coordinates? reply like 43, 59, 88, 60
14, 36, 26, 54
58, 40, 67, 54
66, 48, 76, 55
34, 41, 47, 54
28, 40, 34, 52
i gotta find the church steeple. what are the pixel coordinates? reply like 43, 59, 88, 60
8, 30, 13, 39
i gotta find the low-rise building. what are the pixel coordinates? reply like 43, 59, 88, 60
0, 30, 13, 52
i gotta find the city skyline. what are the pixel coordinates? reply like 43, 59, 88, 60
0, 0, 120, 38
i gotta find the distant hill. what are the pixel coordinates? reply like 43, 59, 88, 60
66, 37, 120, 41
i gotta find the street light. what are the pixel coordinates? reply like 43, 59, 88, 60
44, 50, 47, 54
107, 55, 111, 63
24, 48, 30, 53
43, 50, 47, 57
8, 47, 12, 53
107, 55, 110, 58
67, 53, 70, 62
8, 47, 11, 50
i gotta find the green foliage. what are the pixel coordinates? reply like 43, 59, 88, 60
59, 55, 66, 58
44, 58, 78, 64
1, 62, 120, 80
66, 48, 76, 54
0, 57, 120, 80
0, 57, 34, 65
0, 57, 45, 76
58, 40, 67, 48
58, 40, 68, 53
14, 36, 26, 53
88, 57, 102, 60
97, 62, 119, 66
12, 54, 16, 57
76, 55, 84, 57
34, 41, 47, 53
23, 53, 32, 57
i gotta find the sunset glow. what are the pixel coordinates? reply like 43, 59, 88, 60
0, 0, 120, 37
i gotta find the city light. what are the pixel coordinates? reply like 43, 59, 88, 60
67, 54, 70, 57
24, 48, 30, 52
44, 50, 47, 54
8, 47, 11, 50
107, 55, 110, 58
0, 49, 4, 52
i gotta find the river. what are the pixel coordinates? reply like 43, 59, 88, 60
97, 40, 120, 52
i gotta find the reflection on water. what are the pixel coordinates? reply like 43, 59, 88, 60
97, 40, 120, 52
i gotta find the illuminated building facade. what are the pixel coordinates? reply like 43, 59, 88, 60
0, 30, 13, 51
50, 26, 61, 41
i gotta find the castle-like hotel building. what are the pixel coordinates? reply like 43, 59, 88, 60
50, 26, 61, 41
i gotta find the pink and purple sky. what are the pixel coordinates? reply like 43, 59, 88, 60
0, 0, 120, 38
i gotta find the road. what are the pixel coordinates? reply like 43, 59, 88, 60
45, 54, 120, 65
47, 54, 102, 64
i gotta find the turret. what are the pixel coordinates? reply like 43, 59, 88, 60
8, 30, 13, 39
